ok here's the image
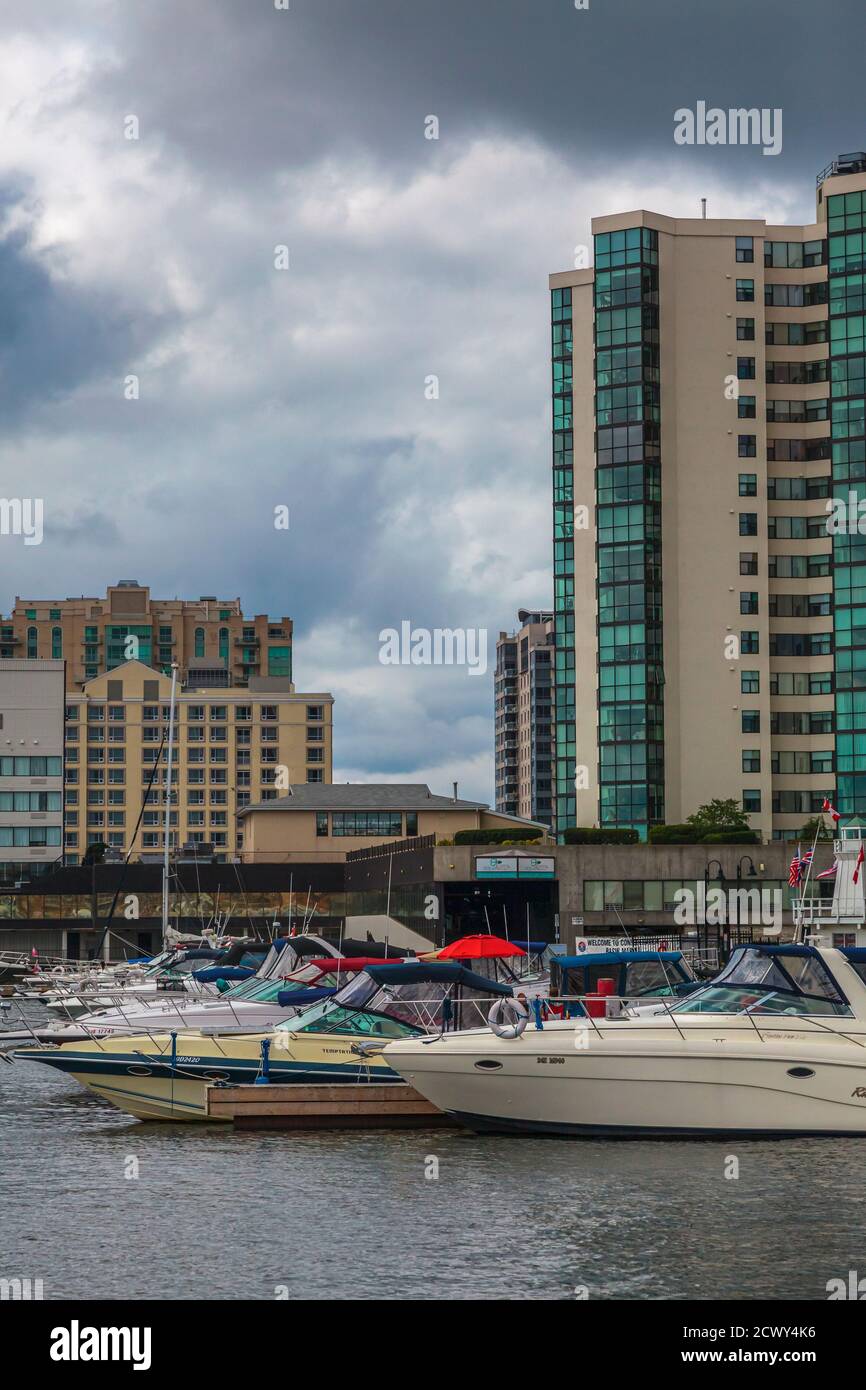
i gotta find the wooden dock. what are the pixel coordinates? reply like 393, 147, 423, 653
206, 1081, 457, 1130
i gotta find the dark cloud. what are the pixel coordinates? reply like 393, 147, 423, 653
0, 0, 861, 799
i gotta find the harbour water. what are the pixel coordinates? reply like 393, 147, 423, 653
2, 1059, 865, 1301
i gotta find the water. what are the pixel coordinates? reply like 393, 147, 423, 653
2, 1059, 866, 1300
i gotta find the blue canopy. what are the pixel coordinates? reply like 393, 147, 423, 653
363, 962, 512, 995
276, 985, 339, 1007
192, 965, 256, 982
555, 950, 684, 969
513, 940, 547, 952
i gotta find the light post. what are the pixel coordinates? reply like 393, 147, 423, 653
703, 858, 725, 959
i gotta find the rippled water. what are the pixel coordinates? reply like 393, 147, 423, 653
2, 1056, 865, 1300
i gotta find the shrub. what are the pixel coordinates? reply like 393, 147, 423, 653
700, 829, 760, 844
562, 827, 639, 845
648, 824, 701, 844
453, 828, 544, 846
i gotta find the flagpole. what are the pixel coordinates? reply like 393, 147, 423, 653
795, 817, 824, 942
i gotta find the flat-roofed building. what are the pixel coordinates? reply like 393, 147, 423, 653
65, 660, 333, 863
1, 580, 292, 690
549, 151, 866, 841
0, 659, 65, 883
495, 609, 554, 827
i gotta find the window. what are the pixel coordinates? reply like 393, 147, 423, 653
209, 705, 227, 721
0, 755, 63, 776
267, 646, 291, 678
740, 592, 759, 614
741, 670, 759, 694
735, 236, 754, 263
307, 705, 324, 722
737, 357, 756, 379
739, 552, 758, 575
737, 396, 756, 418
306, 769, 324, 783
235, 705, 251, 722
743, 790, 762, 814
742, 750, 761, 773
51, 626, 62, 659
219, 627, 229, 661
742, 710, 760, 733
194, 627, 205, 658
736, 279, 755, 301
406, 812, 418, 835
306, 725, 324, 742
26, 626, 37, 658
331, 811, 404, 837
739, 513, 758, 536
736, 318, 755, 340
740, 631, 759, 653
260, 705, 277, 722
738, 474, 757, 496
738, 435, 756, 457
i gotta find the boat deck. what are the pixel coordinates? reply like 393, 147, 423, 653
205, 1081, 456, 1130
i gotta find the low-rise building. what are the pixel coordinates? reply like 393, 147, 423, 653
239, 782, 547, 862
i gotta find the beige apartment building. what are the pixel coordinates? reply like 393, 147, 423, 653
64, 660, 333, 863
1, 580, 292, 690
550, 151, 866, 841
494, 610, 554, 826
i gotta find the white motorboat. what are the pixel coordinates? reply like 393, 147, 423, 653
383, 944, 866, 1138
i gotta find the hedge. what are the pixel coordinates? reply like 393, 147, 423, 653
562, 827, 639, 845
648, 824, 701, 844
453, 828, 544, 846
649, 824, 759, 845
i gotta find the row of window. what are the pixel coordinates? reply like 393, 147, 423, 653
315, 811, 420, 838
584, 876, 795, 911
67, 704, 325, 722
741, 751, 833, 774
0, 827, 62, 846
734, 238, 826, 269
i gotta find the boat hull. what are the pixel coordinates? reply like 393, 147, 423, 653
14, 1030, 399, 1122
384, 1021, 866, 1137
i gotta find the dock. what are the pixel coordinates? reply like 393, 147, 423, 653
206, 1081, 457, 1130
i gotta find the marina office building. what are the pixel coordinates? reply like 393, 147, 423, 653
550, 150, 866, 841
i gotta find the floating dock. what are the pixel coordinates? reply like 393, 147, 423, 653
206, 1081, 457, 1130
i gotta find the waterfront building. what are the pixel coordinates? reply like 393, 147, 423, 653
494, 610, 554, 826
64, 660, 333, 864
0, 660, 65, 883
1, 579, 293, 689
549, 150, 866, 841
239, 782, 546, 862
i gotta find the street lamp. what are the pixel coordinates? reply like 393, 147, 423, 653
703, 859, 725, 957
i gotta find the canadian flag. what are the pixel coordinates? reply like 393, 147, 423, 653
855, 846, 865, 885
822, 798, 841, 823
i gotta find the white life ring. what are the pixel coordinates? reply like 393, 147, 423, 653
488, 996, 529, 1040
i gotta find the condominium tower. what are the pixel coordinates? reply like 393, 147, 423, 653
494, 610, 554, 826
550, 150, 866, 840
1, 580, 292, 689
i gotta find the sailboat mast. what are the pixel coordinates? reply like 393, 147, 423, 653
161, 662, 179, 946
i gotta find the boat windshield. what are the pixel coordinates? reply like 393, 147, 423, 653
673, 949, 852, 1017
275, 972, 497, 1037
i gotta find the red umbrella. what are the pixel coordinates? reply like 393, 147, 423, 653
437, 934, 527, 961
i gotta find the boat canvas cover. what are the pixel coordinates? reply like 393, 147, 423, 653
362, 962, 512, 994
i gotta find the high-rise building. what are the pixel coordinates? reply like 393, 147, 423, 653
1, 581, 292, 689
0, 660, 65, 882
550, 151, 866, 841
494, 610, 554, 826
63, 661, 333, 864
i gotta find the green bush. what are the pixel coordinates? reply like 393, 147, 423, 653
700, 829, 760, 844
648, 824, 701, 844
453, 828, 544, 845
562, 827, 639, 845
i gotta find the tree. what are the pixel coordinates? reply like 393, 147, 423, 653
797, 817, 834, 842
81, 840, 108, 866
686, 799, 750, 832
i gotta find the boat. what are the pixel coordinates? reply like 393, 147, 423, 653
10, 960, 514, 1122
382, 944, 866, 1138
549, 948, 703, 1016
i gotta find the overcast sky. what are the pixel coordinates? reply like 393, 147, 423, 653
0, 0, 863, 802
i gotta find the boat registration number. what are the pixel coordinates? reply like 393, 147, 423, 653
536, 1057, 565, 1065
